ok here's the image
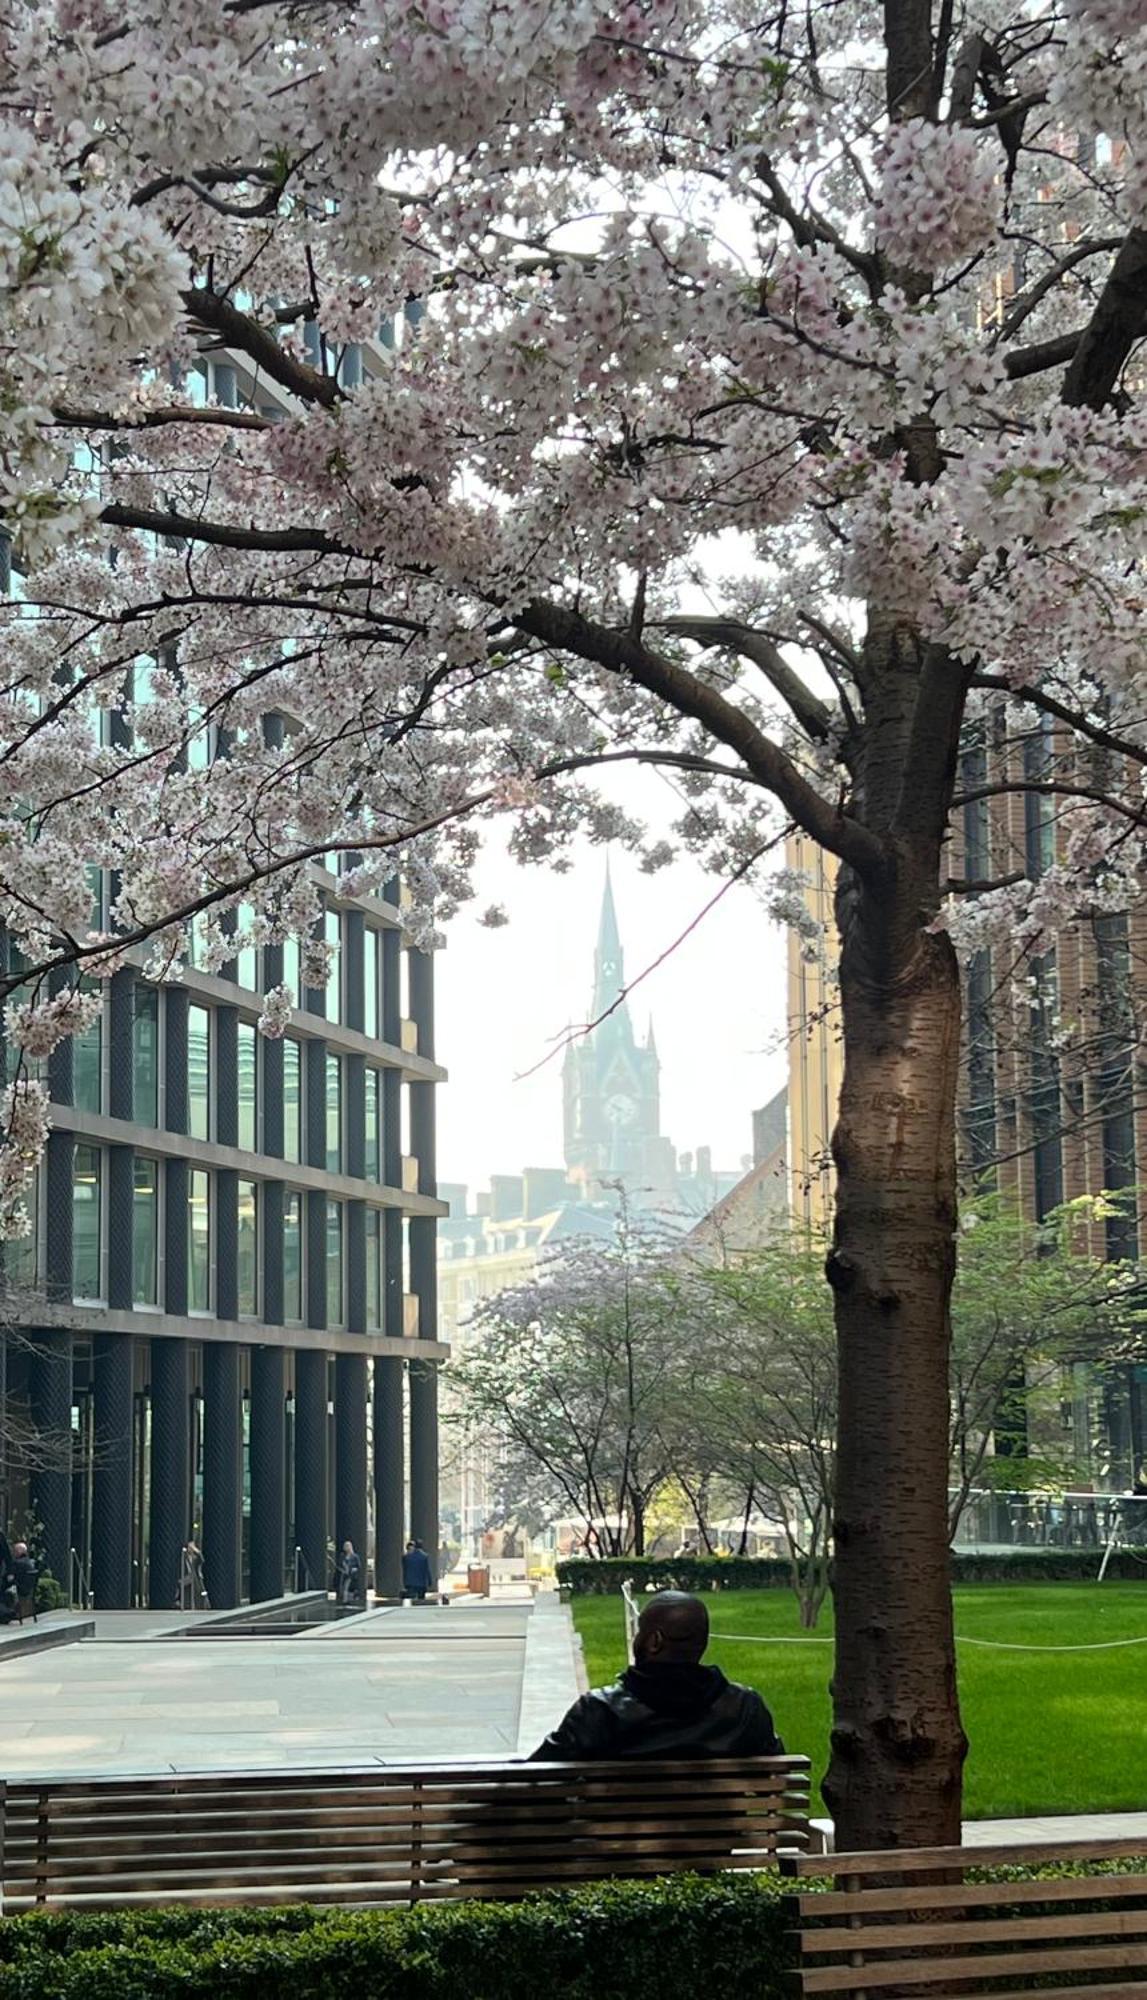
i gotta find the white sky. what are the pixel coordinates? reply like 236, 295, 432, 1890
435, 807, 791, 1200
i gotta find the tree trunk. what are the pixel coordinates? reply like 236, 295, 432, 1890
823, 879, 968, 1850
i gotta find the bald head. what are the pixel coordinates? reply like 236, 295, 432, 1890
633, 1591, 709, 1668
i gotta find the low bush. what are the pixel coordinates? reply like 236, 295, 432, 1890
0, 1875, 794, 1999
557, 1548, 1147, 1594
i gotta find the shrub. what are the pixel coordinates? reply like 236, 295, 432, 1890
556, 1548, 1147, 1594
0, 1876, 794, 1999
33, 1570, 68, 1613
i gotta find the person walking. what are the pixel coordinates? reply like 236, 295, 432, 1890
11, 1542, 38, 1624
401, 1539, 434, 1603
336, 1540, 363, 1607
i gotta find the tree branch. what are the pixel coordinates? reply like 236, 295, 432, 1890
1061, 226, 1147, 411
513, 598, 886, 878
656, 615, 837, 745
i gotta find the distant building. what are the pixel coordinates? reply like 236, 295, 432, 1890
786, 832, 841, 1230
437, 1169, 614, 1550
688, 1086, 788, 1259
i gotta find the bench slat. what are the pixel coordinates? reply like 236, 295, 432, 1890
800, 1940, 1147, 1993
796, 1873, 1147, 1917
791, 1836, 1147, 1877
801, 1905, 1147, 1954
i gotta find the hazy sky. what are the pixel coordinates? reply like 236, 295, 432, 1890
435, 811, 791, 1201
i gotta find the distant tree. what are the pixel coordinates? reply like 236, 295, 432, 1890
446, 1218, 682, 1558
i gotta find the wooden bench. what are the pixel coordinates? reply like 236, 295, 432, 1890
2, 1753, 810, 1911
786, 1835, 1147, 1997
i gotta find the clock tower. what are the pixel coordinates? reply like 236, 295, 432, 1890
562, 866, 678, 1202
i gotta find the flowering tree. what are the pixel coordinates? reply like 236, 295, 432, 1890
3, 0, 1147, 1843
447, 1226, 684, 1558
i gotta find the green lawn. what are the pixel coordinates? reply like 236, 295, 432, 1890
570, 1584, 1147, 1818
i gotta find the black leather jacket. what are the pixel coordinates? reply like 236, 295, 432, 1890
530, 1662, 784, 1761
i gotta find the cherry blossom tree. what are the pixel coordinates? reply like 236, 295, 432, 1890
3, 0, 1147, 1844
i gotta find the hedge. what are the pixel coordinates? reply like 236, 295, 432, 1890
556, 1547, 1147, 1593
0, 1875, 794, 1999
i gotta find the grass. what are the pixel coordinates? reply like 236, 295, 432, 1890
570, 1583, 1147, 1819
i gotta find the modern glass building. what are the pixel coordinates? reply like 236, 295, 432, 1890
1, 868, 444, 1607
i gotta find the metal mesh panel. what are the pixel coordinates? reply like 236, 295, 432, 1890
90, 1333, 134, 1607
201, 1342, 242, 1608
147, 1338, 190, 1609
249, 1345, 286, 1602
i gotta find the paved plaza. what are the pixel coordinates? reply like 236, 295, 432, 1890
0, 1600, 581, 1778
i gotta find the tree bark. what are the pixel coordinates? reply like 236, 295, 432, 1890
823, 867, 968, 1848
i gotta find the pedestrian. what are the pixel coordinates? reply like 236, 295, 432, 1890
11, 1541, 37, 1624
401, 1538, 433, 1603
337, 1539, 363, 1606
531, 1591, 784, 1761
181, 1540, 210, 1611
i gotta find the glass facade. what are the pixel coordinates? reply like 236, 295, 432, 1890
326, 1200, 343, 1326
238, 1022, 257, 1152
132, 1157, 158, 1304
365, 1068, 381, 1181
73, 993, 102, 1114
188, 1168, 210, 1312
364, 928, 379, 1041
325, 909, 341, 1022
325, 1053, 341, 1173
283, 1037, 301, 1163
188, 1005, 210, 1140
133, 986, 159, 1125
283, 1190, 303, 1322
235, 902, 258, 992
237, 1178, 257, 1316
366, 1207, 381, 1330
282, 937, 300, 1007
73, 1144, 102, 1300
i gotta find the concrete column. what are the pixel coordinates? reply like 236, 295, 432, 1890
373, 1355, 405, 1598
408, 1355, 439, 1568
107, 968, 134, 1120
106, 1145, 134, 1310
249, 1346, 286, 1602
29, 1331, 73, 1592
334, 1351, 368, 1572
148, 1338, 190, 1608
215, 1006, 238, 1147
90, 1333, 134, 1608
202, 1342, 243, 1608
293, 1348, 329, 1591
164, 989, 189, 1134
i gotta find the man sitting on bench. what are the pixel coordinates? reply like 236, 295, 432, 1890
531, 1590, 784, 1760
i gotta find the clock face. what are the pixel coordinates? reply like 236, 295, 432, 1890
606, 1093, 638, 1126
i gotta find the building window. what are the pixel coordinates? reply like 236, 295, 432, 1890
237, 1178, 258, 1316
960, 728, 989, 881
326, 1200, 344, 1326
237, 1021, 258, 1152
325, 1052, 342, 1173
365, 1069, 381, 1182
283, 1037, 302, 1163
132, 1157, 158, 1304
282, 937, 300, 1008
133, 986, 159, 1126
366, 1207, 381, 1330
364, 929, 380, 1041
235, 902, 258, 993
325, 908, 341, 1022
73, 990, 102, 1114
188, 1168, 210, 1312
73, 1144, 102, 1301
188, 1005, 210, 1141
283, 1190, 303, 1323
6, 1170, 38, 1291
1023, 720, 1056, 880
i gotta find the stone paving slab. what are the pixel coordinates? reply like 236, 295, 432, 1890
0, 1630, 525, 1777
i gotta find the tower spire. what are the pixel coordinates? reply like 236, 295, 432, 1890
592, 857, 625, 1019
